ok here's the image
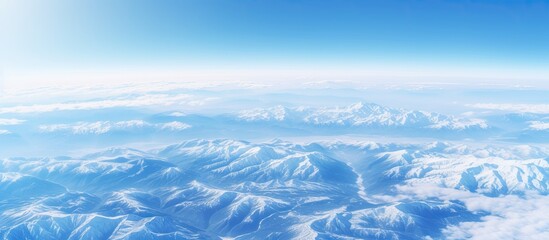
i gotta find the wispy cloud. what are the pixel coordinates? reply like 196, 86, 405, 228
468, 103, 549, 114
160, 121, 192, 131
528, 121, 549, 131
0, 130, 11, 135
168, 111, 187, 117
0, 118, 26, 125
39, 120, 191, 134
0, 94, 215, 114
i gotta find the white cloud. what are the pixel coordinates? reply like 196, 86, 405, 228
468, 103, 549, 114
528, 121, 549, 131
40, 121, 114, 134
0, 94, 214, 114
0, 118, 25, 125
427, 118, 488, 130
390, 184, 549, 240
160, 121, 192, 131
0, 129, 11, 135
443, 194, 549, 240
39, 120, 191, 134
169, 112, 186, 117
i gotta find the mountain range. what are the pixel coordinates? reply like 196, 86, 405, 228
2, 139, 547, 239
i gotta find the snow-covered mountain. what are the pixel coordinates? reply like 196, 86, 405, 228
6, 100, 549, 158
2, 139, 548, 239
238, 102, 488, 131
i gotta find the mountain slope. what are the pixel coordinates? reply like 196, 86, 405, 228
1, 139, 548, 239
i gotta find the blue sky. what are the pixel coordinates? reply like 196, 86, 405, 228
2, 0, 549, 86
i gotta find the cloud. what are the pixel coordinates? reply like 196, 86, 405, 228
528, 121, 549, 131
0, 118, 25, 125
468, 103, 549, 114
390, 184, 549, 240
427, 118, 488, 130
169, 111, 186, 117
40, 121, 113, 134
39, 120, 191, 134
0, 129, 11, 135
0, 94, 215, 114
160, 121, 192, 131
443, 194, 549, 240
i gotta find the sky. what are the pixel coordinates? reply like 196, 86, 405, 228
1, 0, 549, 89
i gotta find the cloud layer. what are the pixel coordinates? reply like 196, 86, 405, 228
468, 103, 549, 114
392, 184, 549, 240
0, 94, 213, 114
0, 118, 25, 125
39, 120, 191, 134
529, 121, 549, 131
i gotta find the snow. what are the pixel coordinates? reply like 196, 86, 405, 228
237, 102, 489, 130
1, 139, 549, 239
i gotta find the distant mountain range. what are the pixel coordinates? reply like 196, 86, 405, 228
3, 101, 549, 157
238, 102, 488, 130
